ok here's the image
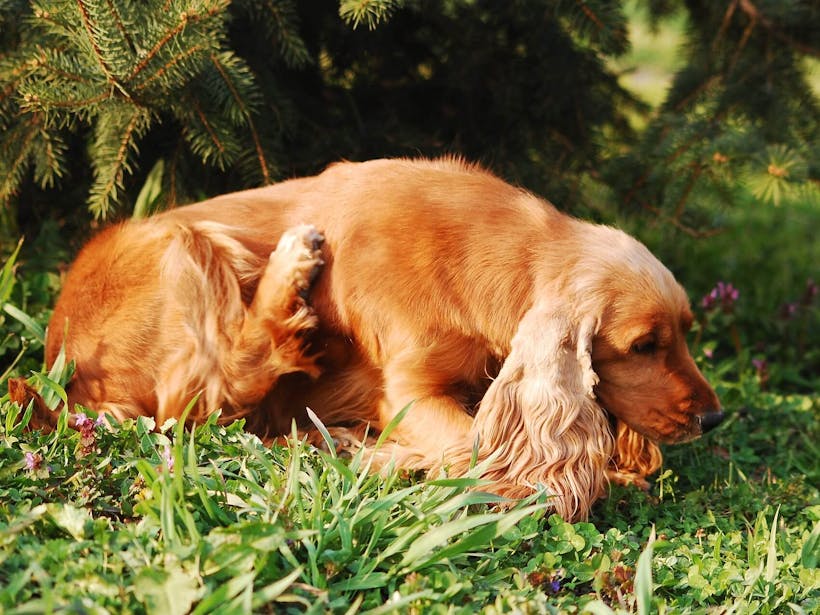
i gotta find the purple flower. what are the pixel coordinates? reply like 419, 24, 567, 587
701, 281, 739, 313
703, 348, 714, 359
752, 357, 769, 387
549, 579, 561, 593
74, 412, 103, 457
161, 444, 174, 472
24, 451, 42, 471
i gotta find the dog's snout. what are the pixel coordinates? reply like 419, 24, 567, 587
699, 411, 725, 434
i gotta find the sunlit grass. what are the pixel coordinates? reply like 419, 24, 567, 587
0, 392, 817, 612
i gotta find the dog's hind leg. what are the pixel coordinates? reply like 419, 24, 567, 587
155, 224, 324, 425
219, 225, 325, 416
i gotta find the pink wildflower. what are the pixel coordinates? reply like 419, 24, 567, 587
779, 302, 798, 320
701, 281, 739, 313
803, 278, 818, 304
24, 451, 43, 472
161, 444, 175, 472
74, 412, 101, 457
752, 357, 769, 387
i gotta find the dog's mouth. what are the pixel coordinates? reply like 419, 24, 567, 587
606, 409, 725, 444
673, 410, 726, 444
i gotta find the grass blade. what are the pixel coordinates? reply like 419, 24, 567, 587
0, 238, 23, 304
635, 526, 656, 615
765, 507, 780, 583
306, 406, 336, 457
399, 504, 542, 572
2, 303, 45, 344
802, 521, 820, 569
251, 567, 304, 608
375, 402, 413, 449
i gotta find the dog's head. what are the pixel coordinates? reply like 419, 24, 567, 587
575, 227, 723, 444
463, 220, 722, 518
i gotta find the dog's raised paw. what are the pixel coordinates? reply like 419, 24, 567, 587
273, 224, 325, 294
255, 224, 325, 324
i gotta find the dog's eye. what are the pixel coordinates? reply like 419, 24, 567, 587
631, 338, 657, 355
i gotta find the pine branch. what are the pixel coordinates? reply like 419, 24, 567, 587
671, 163, 703, 221
192, 101, 225, 157
209, 52, 270, 183
576, 0, 606, 31
131, 44, 209, 94
126, 1, 227, 83
0, 54, 40, 111
0, 114, 40, 202
638, 199, 725, 238
76, 0, 121, 88
101, 0, 135, 53
339, 0, 406, 30
252, 0, 311, 68
88, 104, 151, 217
31, 125, 66, 189
180, 97, 237, 169
737, 0, 820, 58
556, 0, 630, 55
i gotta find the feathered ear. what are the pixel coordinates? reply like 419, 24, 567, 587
608, 420, 663, 490
466, 302, 614, 521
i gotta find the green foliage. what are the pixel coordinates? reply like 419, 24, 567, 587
0, 234, 61, 385
604, 0, 820, 229
0, 0, 278, 218
2, 0, 644, 224
1, 0, 816, 232
0, 386, 817, 612
339, 0, 406, 30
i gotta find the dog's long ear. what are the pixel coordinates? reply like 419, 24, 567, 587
469, 302, 614, 521
608, 420, 663, 489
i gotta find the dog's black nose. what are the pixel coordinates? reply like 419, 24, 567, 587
699, 411, 725, 433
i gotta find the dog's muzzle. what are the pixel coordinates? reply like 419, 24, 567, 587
698, 411, 725, 434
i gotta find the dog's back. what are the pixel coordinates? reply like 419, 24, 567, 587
46, 158, 558, 428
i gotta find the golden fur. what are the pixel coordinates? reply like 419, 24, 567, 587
29, 158, 722, 521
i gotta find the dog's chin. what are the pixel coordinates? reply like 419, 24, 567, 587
604, 410, 702, 445
652, 411, 725, 444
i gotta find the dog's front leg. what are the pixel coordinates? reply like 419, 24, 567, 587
362, 350, 475, 469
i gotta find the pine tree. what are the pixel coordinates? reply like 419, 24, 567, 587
0, 0, 301, 220
606, 0, 819, 232
0, 0, 817, 236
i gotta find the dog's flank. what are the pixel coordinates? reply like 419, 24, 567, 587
31, 157, 722, 521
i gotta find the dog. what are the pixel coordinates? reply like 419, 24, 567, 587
23, 157, 723, 521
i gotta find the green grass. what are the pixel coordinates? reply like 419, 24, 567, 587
0, 384, 817, 613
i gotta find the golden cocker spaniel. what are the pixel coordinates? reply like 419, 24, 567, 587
31, 158, 723, 521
